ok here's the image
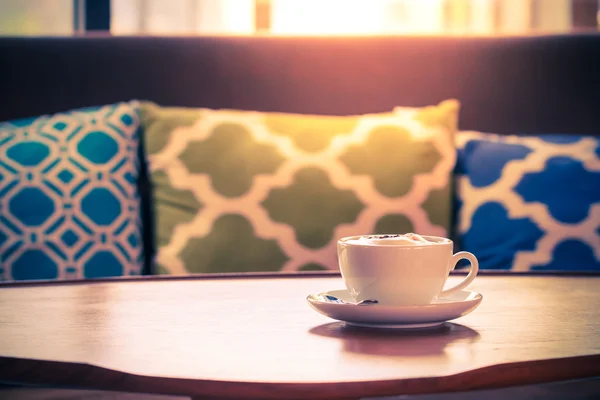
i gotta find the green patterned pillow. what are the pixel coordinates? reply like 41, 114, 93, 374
141, 100, 459, 274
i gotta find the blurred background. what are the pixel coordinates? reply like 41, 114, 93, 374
0, 0, 598, 37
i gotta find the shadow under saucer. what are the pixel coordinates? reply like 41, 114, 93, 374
309, 322, 480, 357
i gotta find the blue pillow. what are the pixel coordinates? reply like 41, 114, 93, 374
455, 131, 600, 271
0, 101, 144, 281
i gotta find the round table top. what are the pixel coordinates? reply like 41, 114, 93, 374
0, 273, 599, 399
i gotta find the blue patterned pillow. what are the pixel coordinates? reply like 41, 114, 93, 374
0, 101, 144, 281
455, 131, 600, 271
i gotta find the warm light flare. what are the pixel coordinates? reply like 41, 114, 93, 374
271, 0, 384, 35
270, 0, 444, 36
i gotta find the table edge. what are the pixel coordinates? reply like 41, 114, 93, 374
0, 354, 599, 399
1, 270, 599, 288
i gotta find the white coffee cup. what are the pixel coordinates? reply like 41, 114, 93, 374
337, 234, 479, 306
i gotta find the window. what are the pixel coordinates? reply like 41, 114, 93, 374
111, 0, 600, 36
111, 0, 255, 35
0, 0, 598, 37
0, 0, 74, 36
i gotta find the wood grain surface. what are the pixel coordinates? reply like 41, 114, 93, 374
0, 275, 599, 399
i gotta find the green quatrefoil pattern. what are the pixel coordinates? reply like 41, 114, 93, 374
142, 100, 459, 274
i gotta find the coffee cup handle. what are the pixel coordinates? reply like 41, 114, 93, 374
439, 252, 479, 297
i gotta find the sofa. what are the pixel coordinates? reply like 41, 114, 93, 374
0, 34, 599, 281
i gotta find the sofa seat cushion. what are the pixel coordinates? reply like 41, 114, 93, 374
455, 131, 600, 271
0, 101, 144, 281
142, 100, 459, 274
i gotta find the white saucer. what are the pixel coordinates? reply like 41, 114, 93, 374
306, 289, 482, 329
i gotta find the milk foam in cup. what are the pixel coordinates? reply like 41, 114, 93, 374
337, 234, 479, 306
345, 233, 437, 246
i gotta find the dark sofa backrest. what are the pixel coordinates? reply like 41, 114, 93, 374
1, 34, 599, 274
1, 34, 599, 134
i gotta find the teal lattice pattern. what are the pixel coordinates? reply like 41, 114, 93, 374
0, 102, 143, 281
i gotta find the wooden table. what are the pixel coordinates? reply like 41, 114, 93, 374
0, 273, 599, 399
